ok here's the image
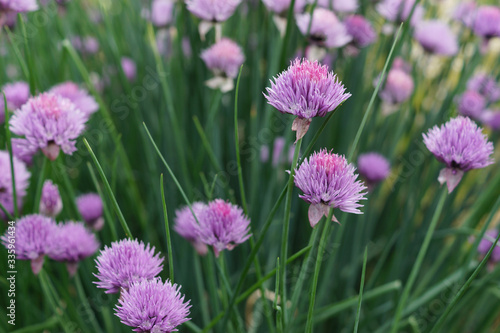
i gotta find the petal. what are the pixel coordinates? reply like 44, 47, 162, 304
308, 204, 329, 228
292, 117, 312, 143
438, 168, 464, 193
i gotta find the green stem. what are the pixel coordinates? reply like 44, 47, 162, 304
280, 137, 303, 328
160, 174, 174, 282
305, 211, 333, 332
74, 273, 103, 333
4, 94, 17, 218
33, 158, 48, 214
390, 187, 448, 333
353, 247, 368, 333
233, 66, 248, 214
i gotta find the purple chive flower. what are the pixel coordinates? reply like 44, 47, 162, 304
413, 20, 458, 56
196, 199, 251, 257
48, 221, 100, 276
472, 6, 500, 40
467, 73, 500, 103
294, 149, 366, 227
457, 90, 486, 119
0, 150, 30, 218
376, 0, 424, 26
379, 68, 414, 105
313, 0, 358, 12
174, 202, 209, 255
260, 145, 270, 163
94, 239, 163, 294
344, 15, 377, 48
121, 57, 137, 82
296, 8, 352, 49
263, 0, 306, 16
357, 153, 390, 188
39, 180, 62, 218
150, 0, 175, 27
49, 81, 99, 119
0, 81, 30, 124
272, 137, 286, 166
9, 93, 87, 161
1, 214, 56, 274
201, 38, 245, 92
76, 193, 104, 231
0, 0, 38, 13
264, 58, 351, 141
453, 1, 476, 27
115, 278, 191, 333
423, 116, 494, 193
186, 0, 241, 22
71, 36, 100, 55
477, 230, 500, 267
480, 110, 500, 131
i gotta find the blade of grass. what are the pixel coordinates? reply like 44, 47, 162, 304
83, 138, 132, 238
353, 247, 368, 333
160, 174, 174, 282
4, 93, 17, 218
18, 14, 36, 94
234, 66, 248, 214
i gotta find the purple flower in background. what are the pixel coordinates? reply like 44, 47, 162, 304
357, 153, 390, 188
0, 0, 38, 13
94, 239, 163, 294
294, 149, 367, 227
77, 193, 104, 231
376, 0, 423, 26
414, 20, 458, 56
201, 38, 245, 92
478, 230, 500, 263
10, 93, 87, 161
467, 73, 500, 103
379, 68, 414, 105
457, 90, 486, 119
71, 36, 100, 55
272, 137, 286, 166
1, 214, 56, 274
0, 150, 30, 218
115, 278, 191, 333
49, 81, 99, 119
263, 0, 306, 16
453, 1, 476, 27
296, 8, 352, 49
472, 6, 500, 40
313, 0, 358, 12
121, 57, 137, 82
260, 145, 270, 163
423, 116, 494, 193
150, 0, 175, 27
186, 0, 241, 22
264, 58, 351, 141
174, 202, 209, 255
48, 221, 99, 276
344, 15, 377, 48
0, 81, 30, 124
480, 110, 500, 131
39, 180, 62, 218
196, 199, 251, 257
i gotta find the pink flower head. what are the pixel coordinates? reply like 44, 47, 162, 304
294, 149, 367, 227
121, 57, 137, 82
472, 6, 500, 40
467, 73, 500, 103
150, 0, 175, 27
174, 202, 209, 255
196, 199, 251, 257
0, 81, 30, 124
480, 110, 500, 131
49, 81, 99, 119
201, 38, 245, 78
296, 8, 352, 48
313, 0, 358, 13
77, 193, 104, 231
357, 152, 390, 187
457, 90, 486, 119
0, 0, 38, 13
263, 0, 306, 16
0, 150, 30, 219
414, 20, 458, 56
48, 221, 100, 276
115, 278, 191, 333
186, 0, 241, 22
10, 93, 87, 161
423, 116, 494, 193
478, 230, 500, 263
379, 67, 414, 105
344, 15, 377, 48
453, 1, 476, 27
94, 239, 164, 294
1, 214, 56, 274
39, 180, 63, 218
376, 0, 424, 26
264, 58, 351, 141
